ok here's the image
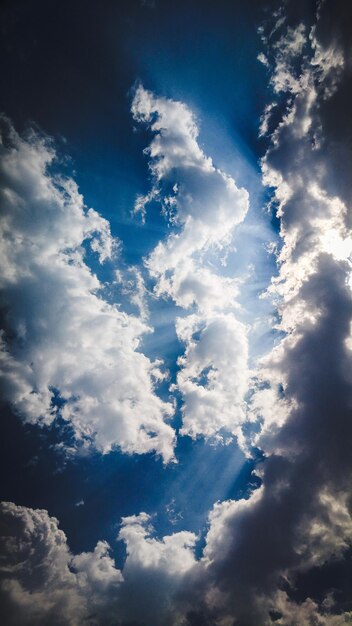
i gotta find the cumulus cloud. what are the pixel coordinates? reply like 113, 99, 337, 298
0, 119, 175, 461
0, 501, 199, 626
132, 86, 250, 442
116, 512, 197, 625
0, 501, 122, 625
175, 313, 248, 441
132, 85, 248, 271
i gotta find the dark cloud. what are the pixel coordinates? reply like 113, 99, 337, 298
189, 2, 352, 622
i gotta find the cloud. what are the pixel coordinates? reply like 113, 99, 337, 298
0, 501, 199, 626
131, 85, 248, 265
175, 313, 248, 441
1, 2, 352, 624
0, 119, 175, 462
0, 501, 122, 626
116, 513, 197, 625
132, 86, 250, 442
184, 2, 352, 623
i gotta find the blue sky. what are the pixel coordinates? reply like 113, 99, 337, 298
1, 1, 352, 625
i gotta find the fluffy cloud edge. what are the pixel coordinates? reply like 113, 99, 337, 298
0, 118, 176, 462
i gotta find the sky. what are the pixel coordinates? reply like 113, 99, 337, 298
0, 0, 351, 624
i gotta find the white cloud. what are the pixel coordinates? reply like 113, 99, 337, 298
132, 85, 247, 267
132, 86, 250, 442
119, 512, 197, 576
175, 313, 248, 440
0, 119, 175, 461
152, 259, 239, 314
116, 513, 198, 625
202, 488, 264, 567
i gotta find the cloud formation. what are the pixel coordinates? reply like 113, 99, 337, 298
132, 86, 250, 442
0, 120, 175, 461
187, 2, 352, 622
0, 501, 199, 626
0, 501, 122, 625
1, 1, 352, 624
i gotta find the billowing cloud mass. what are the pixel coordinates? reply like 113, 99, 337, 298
0, 119, 175, 461
188, 2, 352, 623
1, 1, 352, 625
0, 501, 122, 626
132, 86, 250, 442
0, 501, 199, 626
